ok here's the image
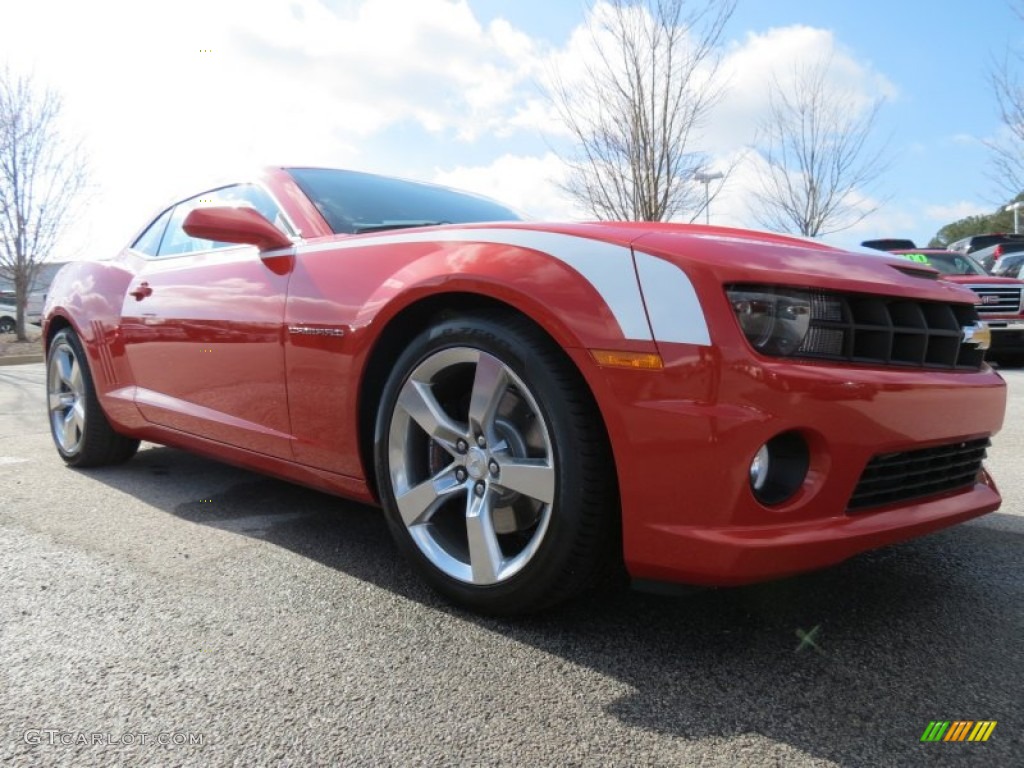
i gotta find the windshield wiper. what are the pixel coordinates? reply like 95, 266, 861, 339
352, 220, 449, 234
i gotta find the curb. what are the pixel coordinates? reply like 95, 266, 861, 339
0, 355, 44, 366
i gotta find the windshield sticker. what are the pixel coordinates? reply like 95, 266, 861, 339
903, 253, 931, 264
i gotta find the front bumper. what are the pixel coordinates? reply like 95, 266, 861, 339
628, 473, 1000, 585
572, 346, 1006, 586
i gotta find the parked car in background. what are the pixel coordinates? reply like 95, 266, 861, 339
947, 232, 1024, 256
882, 247, 1024, 365
991, 252, 1024, 278
0, 295, 43, 326
969, 241, 1024, 272
0, 262, 67, 327
860, 238, 918, 252
0, 303, 16, 334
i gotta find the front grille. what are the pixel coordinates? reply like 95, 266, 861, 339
964, 284, 1023, 315
848, 438, 990, 512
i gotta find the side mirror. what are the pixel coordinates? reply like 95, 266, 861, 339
183, 205, 293, 252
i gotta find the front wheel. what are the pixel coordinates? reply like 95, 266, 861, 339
374, 313, 618, 614
47, 328, 140, 467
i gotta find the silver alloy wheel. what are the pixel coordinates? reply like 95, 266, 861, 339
48, 339, 86, 455
387, 346, 556, 585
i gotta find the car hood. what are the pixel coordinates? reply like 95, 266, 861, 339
942, 275, 1024, 285
473, 222, 978, 306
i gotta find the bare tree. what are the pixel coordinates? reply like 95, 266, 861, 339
988, 1, 1024, 200
751, 56, 890, 238
549, 0, 736, 222
0, 67, 86, 340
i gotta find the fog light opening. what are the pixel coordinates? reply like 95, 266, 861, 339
750, 431, 810, 506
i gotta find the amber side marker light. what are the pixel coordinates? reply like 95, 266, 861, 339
590, 349, 664, 370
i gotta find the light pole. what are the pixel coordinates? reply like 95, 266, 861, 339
1004, 201, 1024, 234
693, 170, 724, 225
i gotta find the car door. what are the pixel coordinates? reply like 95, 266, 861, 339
119, 185, 295, 458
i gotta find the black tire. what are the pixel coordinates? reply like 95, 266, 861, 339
374, 312, 618, 614
47, 327, 140, 467
0, 316, 14, 334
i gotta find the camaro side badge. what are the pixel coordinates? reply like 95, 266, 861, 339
288, 326, 346, 337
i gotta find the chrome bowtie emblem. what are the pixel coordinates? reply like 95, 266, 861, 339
961, 322, 991, 350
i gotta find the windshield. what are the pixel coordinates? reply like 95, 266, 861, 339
895, 251, 988, 276
287, 168, 521, 235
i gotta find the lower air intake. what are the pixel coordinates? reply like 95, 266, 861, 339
848, 438, 990, 512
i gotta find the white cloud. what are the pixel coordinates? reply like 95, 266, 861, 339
924, 201, 992, 221
0, 0, 550, 259
0, 1, 923, 262
712, 25, 897, 152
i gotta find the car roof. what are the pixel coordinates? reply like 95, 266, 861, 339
971, 241, 1024, 255
860, 238, 917, 251
949, 232, 1024, 250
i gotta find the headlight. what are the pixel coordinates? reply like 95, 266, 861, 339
727, 288, 811, 356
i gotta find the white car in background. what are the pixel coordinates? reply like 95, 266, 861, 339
0, 303, 16, 334
0, 298, 44, 333
0, 293, 44, 329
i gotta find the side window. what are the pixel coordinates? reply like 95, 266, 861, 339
154, 185, 291, 258
218, 184, 292, 234
156, 196, 228, 257
131, 209, 172, 256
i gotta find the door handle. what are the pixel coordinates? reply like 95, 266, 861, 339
129, 282, 153, 300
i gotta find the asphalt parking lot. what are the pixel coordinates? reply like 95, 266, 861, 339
1, 362, 1021, 767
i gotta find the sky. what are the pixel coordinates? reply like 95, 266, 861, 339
2, 0, 1023, 261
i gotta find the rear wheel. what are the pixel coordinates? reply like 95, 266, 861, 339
47, 328, 140, 467
374, 313, 617, 614
0, 316, 14, 334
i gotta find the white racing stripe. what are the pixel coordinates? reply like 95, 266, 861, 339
298, 228, 653, 341
634, 251, 711, 346
297, 227, 711, 346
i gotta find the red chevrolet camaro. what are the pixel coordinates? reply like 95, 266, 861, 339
43, 167, 1006, 613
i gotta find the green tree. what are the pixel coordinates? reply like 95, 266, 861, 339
927, 192, 1024, 247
